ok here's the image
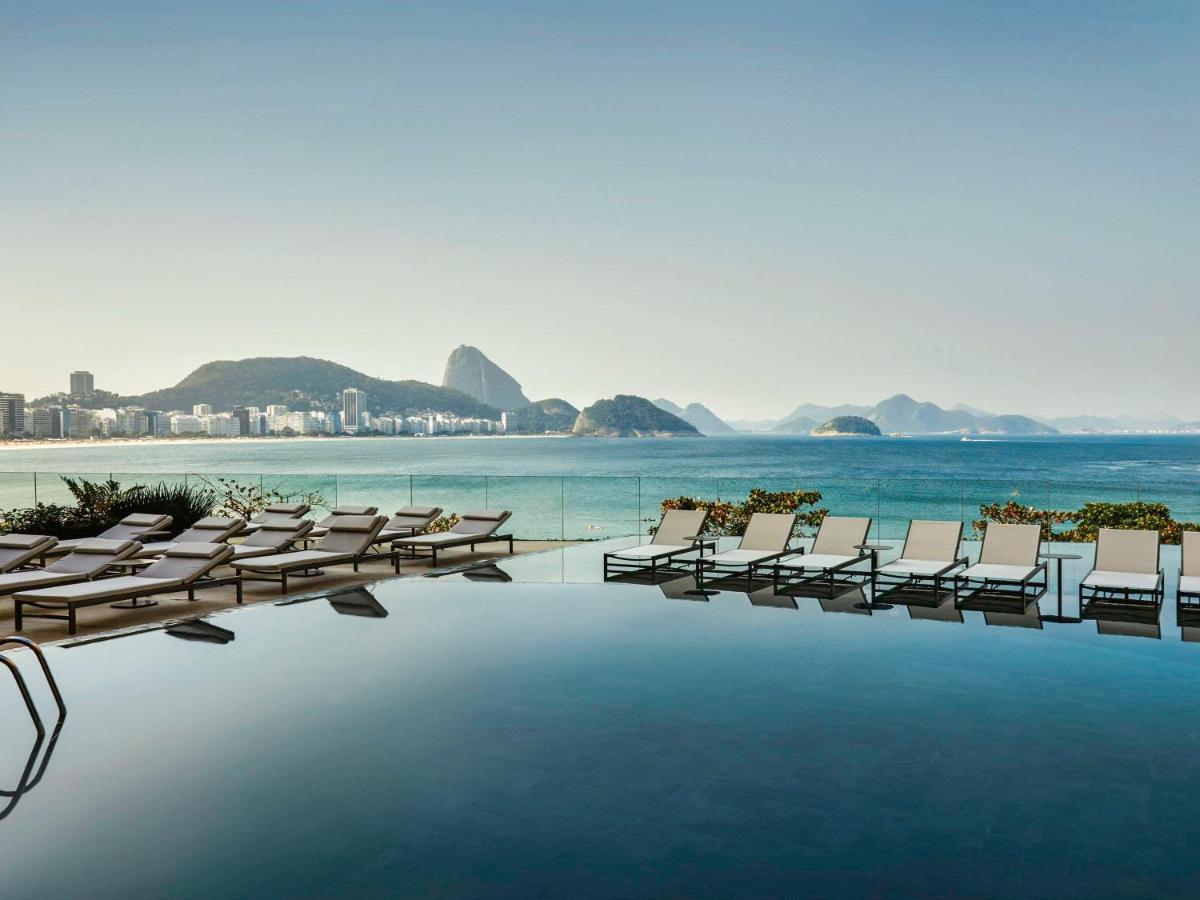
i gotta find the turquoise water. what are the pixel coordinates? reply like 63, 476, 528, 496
2, 434, 1198, 539
2, 546, 1198, 897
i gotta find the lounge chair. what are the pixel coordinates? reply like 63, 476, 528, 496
227, 519, 315, 561
0, 534, 58, 573
695, 513, 797, 590
46, 513, 173, 556
305, 506, 381, 539
240, 502, 312, 534
0, 539, 141, 598
391, 510, 514, 569
1177, 531, 1200, 611
232, 514, 389, 593
871, 520, 969, 603
14, 543, 239, 635
132, 516, 245, 557
602, 509, 711, 582
953, 523, 1048, 609
769, 516, 873, 597
1079, 527, 1163, 611
375, 506, 444, 543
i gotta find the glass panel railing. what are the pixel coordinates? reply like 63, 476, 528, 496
411, 476, 487, 523
256, 474, 338, 518
6, 473, 1200, 547
332, 474, 412, 517
30, 472, 111, 507
878, 479, 965, 542
562, 476, 640, 540
0, 473, 36, 512
637, 477, 720, 536
485, 476, 563, 540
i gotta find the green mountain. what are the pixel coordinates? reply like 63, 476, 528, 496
574, 395, 700, 437
109, 357, 501, 417
771, 415, 818, 435
506, 398, 579, 433
868, 394, 1056, 435
652, 399, 736, 435
812, 415, 882, 436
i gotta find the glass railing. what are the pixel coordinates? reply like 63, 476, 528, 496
2, 472, 1200, 541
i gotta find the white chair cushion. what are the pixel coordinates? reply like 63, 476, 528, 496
779, 553, 858, 571
607, 544, 691, 560
704, 549, 779, 565
1082, 570, 1160, 592
879, 558, 956, 576
1180, 575, 1200, 596
960, 563, 1038, 582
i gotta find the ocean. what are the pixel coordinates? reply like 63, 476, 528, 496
2, 434, 1198, 540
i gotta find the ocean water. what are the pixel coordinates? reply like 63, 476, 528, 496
1, 434, 1198, 540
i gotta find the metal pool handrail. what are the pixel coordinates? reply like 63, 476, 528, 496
0, 636, 67, 734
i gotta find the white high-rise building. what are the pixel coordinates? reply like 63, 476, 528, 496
341, 388, 366, 434
265, 405, 289, 418
193, 404, 213, 417
170, 415, 204, 434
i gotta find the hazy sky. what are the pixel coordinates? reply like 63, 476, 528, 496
2, 1, 1197, 420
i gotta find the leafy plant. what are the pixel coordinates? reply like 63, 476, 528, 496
973, 501, 1075, 542
975, 499, 1200, 544
0, 477, 216, 539
196, 476, 328, 519
426, 514, 461, 534
656, 489, 827, 537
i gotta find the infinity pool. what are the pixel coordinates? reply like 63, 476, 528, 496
2, 543, 1198, 897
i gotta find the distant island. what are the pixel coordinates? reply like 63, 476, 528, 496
573, 396, 699, 437
812, 416, 881, 436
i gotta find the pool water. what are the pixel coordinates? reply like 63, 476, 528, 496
1, 543, 1198, 898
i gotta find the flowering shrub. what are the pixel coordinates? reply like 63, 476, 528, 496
656, 488, 826, 537
975, 500, 1200, 545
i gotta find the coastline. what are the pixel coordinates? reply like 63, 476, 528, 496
0, 433, 572, 452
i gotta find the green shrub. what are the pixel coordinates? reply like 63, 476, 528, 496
0, 477, 216, 539
657, 489, 827, 537
976, 499, 1200, 545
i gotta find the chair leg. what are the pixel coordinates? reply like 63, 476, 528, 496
280, 571, 288, 595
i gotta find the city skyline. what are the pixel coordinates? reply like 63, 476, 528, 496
3, 2, 1197, 418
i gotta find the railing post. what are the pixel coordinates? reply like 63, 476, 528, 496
334, 474, 339, 508
560, 476, 565, 541
32, 472, 37, 506
637, 477, 642, 540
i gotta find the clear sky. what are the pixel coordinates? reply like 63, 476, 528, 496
2, 1, 1196, 420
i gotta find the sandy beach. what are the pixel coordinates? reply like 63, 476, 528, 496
0, 433, 570, 452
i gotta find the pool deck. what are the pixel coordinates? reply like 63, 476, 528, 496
1, 540, 571, 646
